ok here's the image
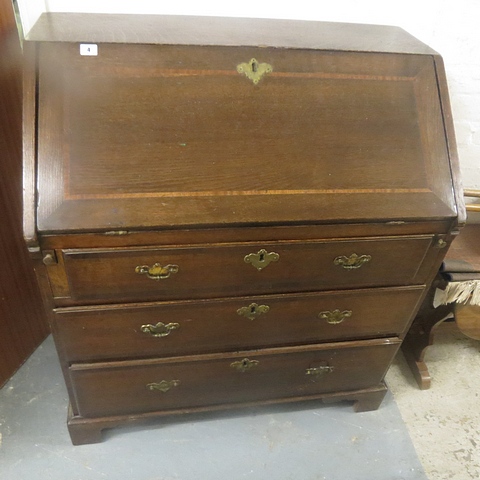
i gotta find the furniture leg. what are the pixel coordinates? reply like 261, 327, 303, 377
401, 276, 454, 389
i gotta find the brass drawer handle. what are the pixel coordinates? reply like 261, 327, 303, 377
146, 380, 180, 393
141, 322, 180, 337
318, 310, 352, 325
135, 263, 179, 280
334, 253, 371, 270
306, 365, 335, 378
237, 303, 270, 321
230, 358, 259, 372
244, 249, 279, 271
237, 58, 272, 84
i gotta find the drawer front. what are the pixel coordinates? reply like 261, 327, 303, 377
54, 286, 424, 362
69, 339, 400, 417
59, 236, 433, 303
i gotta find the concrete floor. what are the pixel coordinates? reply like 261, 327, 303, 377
386, 322, 480, 480
1, 323, 478, 480
0, 335, 428, 480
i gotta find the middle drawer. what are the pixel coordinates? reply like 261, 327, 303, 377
53, 286, 424, 362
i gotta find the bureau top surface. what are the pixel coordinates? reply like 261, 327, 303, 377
25, 14, 461, 234
26, 13, 437, 55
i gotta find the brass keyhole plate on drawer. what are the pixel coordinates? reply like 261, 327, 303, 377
237, 303, 270, 321
244, 249, 279, 271
237, 58, 272, 84
230, 358, 259, 372
306, 364, 334, 381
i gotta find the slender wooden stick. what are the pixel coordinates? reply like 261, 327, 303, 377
464, 189, 480, 198
464, 189, 480, 212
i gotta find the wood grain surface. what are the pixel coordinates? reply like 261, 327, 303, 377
0, 0, 48, 387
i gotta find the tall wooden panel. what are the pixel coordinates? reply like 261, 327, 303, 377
0, 0, 49, 387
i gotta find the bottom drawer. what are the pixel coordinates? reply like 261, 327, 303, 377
69, 338, 400, 417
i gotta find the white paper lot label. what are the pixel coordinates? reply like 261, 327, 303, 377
80, 44, 98, 56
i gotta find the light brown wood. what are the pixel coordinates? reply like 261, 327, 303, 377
455, 304, 480, 340
466, 205, 480, 212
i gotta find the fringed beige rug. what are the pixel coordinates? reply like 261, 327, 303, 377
433, 259, 480, 339
433, 259, 480, 308
434, 280, 480, 306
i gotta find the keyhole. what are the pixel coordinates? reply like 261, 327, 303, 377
250, 305, 256, 314
242, 359, 249, 367
259, 252, 265, 262
251, 60, 258, 73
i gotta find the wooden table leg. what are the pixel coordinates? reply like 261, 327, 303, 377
401, 275, 454, 389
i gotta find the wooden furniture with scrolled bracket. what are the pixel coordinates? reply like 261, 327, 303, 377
24, 13, 464, 444
402, 193, 480, 389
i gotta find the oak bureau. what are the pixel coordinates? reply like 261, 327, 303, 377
23, 13, 465, 444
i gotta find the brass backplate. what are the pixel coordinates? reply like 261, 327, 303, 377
318, 309, 352, 325
135, 263, 179, 280
334, 253, 371, 270
141, 322, 180, 337
146, 380, 180, 392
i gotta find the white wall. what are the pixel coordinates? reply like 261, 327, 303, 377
16, 0, 44, 35
18, 0, 480, 189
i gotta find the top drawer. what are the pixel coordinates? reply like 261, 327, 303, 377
52, 235, 434, 304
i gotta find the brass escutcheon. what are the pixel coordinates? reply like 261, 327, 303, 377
334, 253, 371, 270
244, 249, 279, 271
436, 238, 448, 248
42, 251, 57, 266
230, 358, 259, 372
141, 322, 180, 337
237, 58, 273, 84
146, 380, 180, 393
237, 303, 270, 321
318, 309, 352, 325
135, 263, 179, 280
